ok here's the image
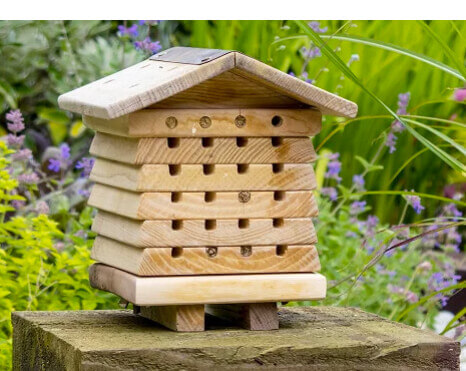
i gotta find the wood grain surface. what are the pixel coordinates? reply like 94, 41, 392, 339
138, 305, 205, 332
88, 184, 318, 220
91, 211, 317, 247
89, 263, 327, 305
90, 132, 317, 164
83, 108, 322, 137
91, 236, 321, 276
90, 159, 316, 192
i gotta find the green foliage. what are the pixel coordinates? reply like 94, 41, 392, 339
0, 142, 117, 368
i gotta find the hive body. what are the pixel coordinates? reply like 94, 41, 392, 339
58, 47, 357, 331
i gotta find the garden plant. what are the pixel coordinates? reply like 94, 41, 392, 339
0, 20, 464, 368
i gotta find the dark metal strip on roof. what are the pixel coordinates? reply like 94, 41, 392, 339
150, 47, 234, 65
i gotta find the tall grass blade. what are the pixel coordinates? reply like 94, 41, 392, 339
355, 190, 466, 207
320, 33, 464, 81
294, 20, 464, 173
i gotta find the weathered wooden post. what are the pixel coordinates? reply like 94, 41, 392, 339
58, 46, 358, 332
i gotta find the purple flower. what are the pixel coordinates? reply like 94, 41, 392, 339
301, 46, 321, 59
405, 190, 425, 214
35, 201, 49, 215
300, 72, 315, 84
321, 187, 338, 201
443, 203, 462, 220
348, 54, 359, 66
75, 157, 95, 178
6, 134, 24, 147
17, 172, 39, 184
60, 143, 70, 160
48, 158, 61, 173
288, 72, 296, 77
134, 38, 162, 54
11, 200, 25, 209
6, 109, 25, 133
352, 174, 365, 191
405, 291, 419, 303
308, 21, 328, 33
453, 88, 466, 102
350, 201, 366, 215
325, 153, 342, 183
118, 24, 139, 38
138, 20, 160, 25
363, 215, 379, 238
385, 132, 397, 153
11, 148, 32, 161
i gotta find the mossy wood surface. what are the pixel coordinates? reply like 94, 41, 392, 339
12, 307, 459, 370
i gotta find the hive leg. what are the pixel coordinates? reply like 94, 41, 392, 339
137, 305, 205, 332
206, 302, 279, 330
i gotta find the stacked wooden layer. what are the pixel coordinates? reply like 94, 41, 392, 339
87, 108, 326, 306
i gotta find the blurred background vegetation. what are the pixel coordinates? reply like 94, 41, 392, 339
0, 20, 464, 223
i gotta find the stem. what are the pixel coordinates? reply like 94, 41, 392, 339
398, 203, 409, 225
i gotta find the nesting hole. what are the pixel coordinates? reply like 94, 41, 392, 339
236, 137, 248, 147
206, 247, 218, 258
235, 115, 246, 128
202, 137, 214, 147
238, 219, 250, 229
241, 246, 252, 257
205, 219, 217, 230
172, 220, 183, 230
271, 137, 283, 147
169, 164, 181, 176
167, 137, 180, 148
171, 192, 182, 203
204, 192, 216, 203
237, 164, 249, 174
171, 247, 183, 258
203, 164, 215, 175
274, 191, 285, 201
273, 218, 284, 228
276, 245, 288, 256
271, 115, 283, 127
272, 163, 284, 173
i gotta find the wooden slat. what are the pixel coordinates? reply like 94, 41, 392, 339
151, 70, 305, 109
92, 211, 317, 247
83, 108, 322, 137
205, 303, 279, 331
138, 305, 205, 332
90, 159, 316, 192
88, 184, 318, 220
91, 236, 321, 276
89, 263, 327, 306
90, 132, 317, 164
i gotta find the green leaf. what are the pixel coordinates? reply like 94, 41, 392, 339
355, 155, 384, 173
319, 33, 464, 81
355, 190, 466, 207
293, 20, 464, 173
417, 21, 466, 79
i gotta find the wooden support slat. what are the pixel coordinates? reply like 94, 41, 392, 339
90, 159, 316, 192
89, 264, 327, 306
90, 132, 317, 164
206, 303, 279, 330
88, 184, 318, 220
138, 305, 205, 332
92, 211, 317, 247
83, 108, 322, 137
91, 236, 321, 276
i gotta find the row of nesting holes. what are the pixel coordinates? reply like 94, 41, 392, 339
171, 218, 284, 231
171, 191, 285, 202
168, 163, 284, 176
170, 245, 288, 258
165, 115, 283, 129
166, 137, 284, 148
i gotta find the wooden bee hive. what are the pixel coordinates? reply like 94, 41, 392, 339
58, 47, 358, 332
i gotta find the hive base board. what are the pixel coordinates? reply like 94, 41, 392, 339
134, 302, 278, 332
89, 264, 326, 306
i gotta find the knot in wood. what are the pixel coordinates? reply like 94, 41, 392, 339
238, 191, 251, 203
165, 116, 178, 129
199, 116, 212, 128
206, 247, 217, 258
240, 246, 252, 257
235, 115, 246, 128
